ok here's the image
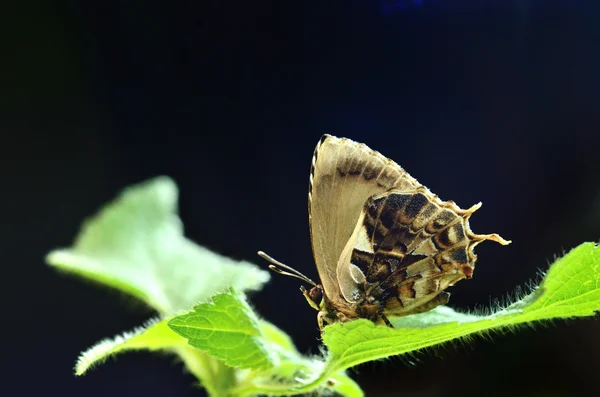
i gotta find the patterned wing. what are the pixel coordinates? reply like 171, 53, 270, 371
308, 135, 421, 302
343, 188, 510, 315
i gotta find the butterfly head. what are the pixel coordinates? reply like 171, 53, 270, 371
300, 284, 324, 312
307, 285, 323, 305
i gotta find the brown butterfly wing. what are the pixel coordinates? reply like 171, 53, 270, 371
347, 188, 510, 316
308, 135, 420, 303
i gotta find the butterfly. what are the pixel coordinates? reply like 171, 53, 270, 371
259, 135, 510, 329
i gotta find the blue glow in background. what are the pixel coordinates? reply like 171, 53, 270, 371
379, 0, 581, 14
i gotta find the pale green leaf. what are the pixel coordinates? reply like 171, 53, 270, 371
47, 177, 271, 396
74, 319, 180, 376
74, 318, 233, 396
168, 290, 275, 370
258, 321, 297, 354
46, 176, 269, 314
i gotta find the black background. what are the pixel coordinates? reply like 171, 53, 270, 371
4, 0, 600, 396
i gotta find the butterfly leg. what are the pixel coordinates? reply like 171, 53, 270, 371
317, 311, 326, 331
300, 286, 320, 311
379, 312, 394, 328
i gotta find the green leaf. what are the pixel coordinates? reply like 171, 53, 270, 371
74, 319, 180, 376
47, 177, 274, 395
320, 242, 600, 374
169, 290, 365, 397
168, 289, 274, 370
46, 176, 269, 314
328, 372, 364, 397
74, 318, 234, 396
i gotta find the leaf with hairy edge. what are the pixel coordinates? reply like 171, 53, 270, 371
74, 318, 234, 396
74, 319, 178, 376
46, 176, 270, 315
319, 242, 600, 374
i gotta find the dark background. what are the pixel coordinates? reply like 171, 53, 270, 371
4, 0, 600, 396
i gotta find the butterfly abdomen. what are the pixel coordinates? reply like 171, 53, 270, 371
345, 187, 509, 319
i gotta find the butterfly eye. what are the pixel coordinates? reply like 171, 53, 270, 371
309, 286, 323, 305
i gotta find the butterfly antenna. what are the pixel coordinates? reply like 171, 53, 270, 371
257, 251, 317, 287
